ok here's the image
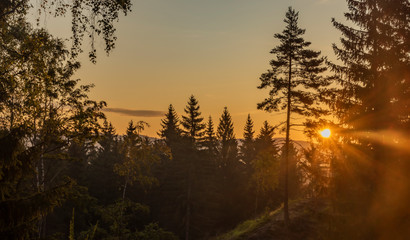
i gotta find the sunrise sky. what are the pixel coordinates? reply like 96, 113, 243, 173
30, 0, 348, 140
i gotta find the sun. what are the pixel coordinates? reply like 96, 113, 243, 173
320, 128, 331, 138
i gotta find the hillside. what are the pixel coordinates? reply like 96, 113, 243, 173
212, 199, 330, 240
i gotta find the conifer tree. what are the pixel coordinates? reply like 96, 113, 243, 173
328, 0, 410, 237
203, 116, 218, 157
181, 95, 206, 144
252, 121, 280, 214
240, 114, 256, 165
217, 107, 238, 166
180, 95, 206, 240
330, 0, 409, 133
257, 7, 328, 225
158, 104, 181, 147
115, 121, 157, 200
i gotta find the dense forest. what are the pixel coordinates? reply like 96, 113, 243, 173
0, 0, 409, 239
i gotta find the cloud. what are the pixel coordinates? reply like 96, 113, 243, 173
103, 108, 164, 117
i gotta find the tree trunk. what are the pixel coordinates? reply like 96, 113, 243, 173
185, 169, 192, 240
283, 56, 292, 228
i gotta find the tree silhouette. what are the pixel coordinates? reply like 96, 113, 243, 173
182, 95, 206, 144
158, 104, 181, 148
203, 116, 218, 157
257, 7, 328, 226
328, 0, 410, 237
217, 107, 237, 167
252, 121, 279, 214
240, 114, 256, 165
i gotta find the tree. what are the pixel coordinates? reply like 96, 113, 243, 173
180, 95, 206, 240
0, 0, 132, 63
216, 107, 237, 167
87, 120, 121, 205
158, 104, 181, 148
240, 114, 256, 165
257, 7, 328, 226
181, 95, 206, 144
203, 116, 218, 157
328, 0, 410, 237
250, 121, 280, 214
0, 23, 105, 238
115, 121, 158, 200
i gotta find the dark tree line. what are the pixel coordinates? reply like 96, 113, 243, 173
153, 95, 300, 239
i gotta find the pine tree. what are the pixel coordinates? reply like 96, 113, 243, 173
158, 104, 181, 147
115, 121, 157, 200
203, 116, 218, 157
240, 114, 256, 165
217, 107, 237, 166
257, 7, 328, 225
252, 121, 280, 214
328, 0, 410, 237
330, 0, 409, 133
181, 95, 206, 144
87, 120, 121, 204
180, 95, 206, 240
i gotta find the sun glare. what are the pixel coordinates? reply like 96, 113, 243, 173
320, 128, 331, 138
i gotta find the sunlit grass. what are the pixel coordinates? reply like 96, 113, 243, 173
213, 205, 283, 240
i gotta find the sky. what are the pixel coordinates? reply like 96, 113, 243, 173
30, 0, 348, 140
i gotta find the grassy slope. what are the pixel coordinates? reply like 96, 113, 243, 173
211, 199, 330, 240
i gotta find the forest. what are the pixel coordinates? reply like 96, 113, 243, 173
0, 0, 409, 239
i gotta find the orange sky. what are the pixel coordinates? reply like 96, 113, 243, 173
30, 0, 347, 140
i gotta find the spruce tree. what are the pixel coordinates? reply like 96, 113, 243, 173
158, 104, 181, 147
181, 95, 206, 144
240, 114, 256, 165
252, 121, 280, 214
217, 107, 238, 166
180, 95, 206, 240
257, 7, 328, 225
203, 116, 218, 157
328, 0, 410, 237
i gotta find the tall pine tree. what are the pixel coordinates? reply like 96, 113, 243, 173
257, 7, 328, 225
180, 95, 206, 240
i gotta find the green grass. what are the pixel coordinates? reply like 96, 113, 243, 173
212, 205, 283, 240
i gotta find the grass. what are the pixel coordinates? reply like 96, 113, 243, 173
212, 205, 283, 240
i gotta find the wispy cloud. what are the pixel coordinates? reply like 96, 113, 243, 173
103, 108, 164, 117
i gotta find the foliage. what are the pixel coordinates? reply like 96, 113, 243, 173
158, 104, 182, 147
0, 0, 132, 63
257, 7, 329, 225
240, 114, 256, 165
217, 107, 238, 166
135, 223, 179, 240
181, 95, 206, 143
326, 0, 410, 238
0, 19, 104, 238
